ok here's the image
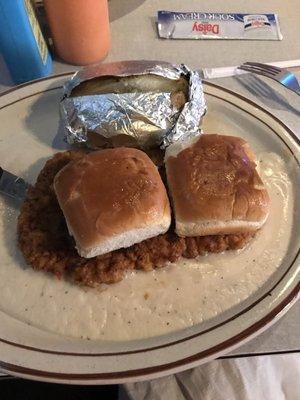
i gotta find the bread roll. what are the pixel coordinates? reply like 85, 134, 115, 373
165, 134, 270, 236
54, 148, 171, 258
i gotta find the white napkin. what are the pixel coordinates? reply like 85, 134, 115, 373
122, 354, 300, 400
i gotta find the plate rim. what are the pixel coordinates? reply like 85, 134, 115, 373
0, 74, 299, 383
0, 286, 298, 384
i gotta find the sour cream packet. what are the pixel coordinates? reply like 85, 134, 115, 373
158, 11, 283, 41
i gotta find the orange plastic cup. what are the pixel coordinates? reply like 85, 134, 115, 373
44, 0, 110, 65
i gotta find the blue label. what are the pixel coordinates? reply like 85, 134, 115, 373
158, 11, 277, 24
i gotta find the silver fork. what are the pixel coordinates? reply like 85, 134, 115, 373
238, 62, 300, 96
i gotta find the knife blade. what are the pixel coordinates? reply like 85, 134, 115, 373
0, 167, 29, 200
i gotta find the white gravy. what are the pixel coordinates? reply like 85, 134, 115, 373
0, 152, 293, 340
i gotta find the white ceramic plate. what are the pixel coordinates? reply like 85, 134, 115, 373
0, 74, 299, 384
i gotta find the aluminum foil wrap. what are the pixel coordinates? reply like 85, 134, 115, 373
61, 60, 206, 149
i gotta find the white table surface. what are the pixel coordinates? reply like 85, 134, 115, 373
0, 0, 299, 360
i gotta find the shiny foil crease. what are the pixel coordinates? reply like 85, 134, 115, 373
60, 60, 206, 149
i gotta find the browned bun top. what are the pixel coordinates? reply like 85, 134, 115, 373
166, 134, 270, 224
54, 148, 170, 250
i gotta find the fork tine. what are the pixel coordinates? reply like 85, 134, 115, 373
243, 62, 281, 73
244, 66, 277, 76
238, 65, 277, 77
242, 64, 279, 75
